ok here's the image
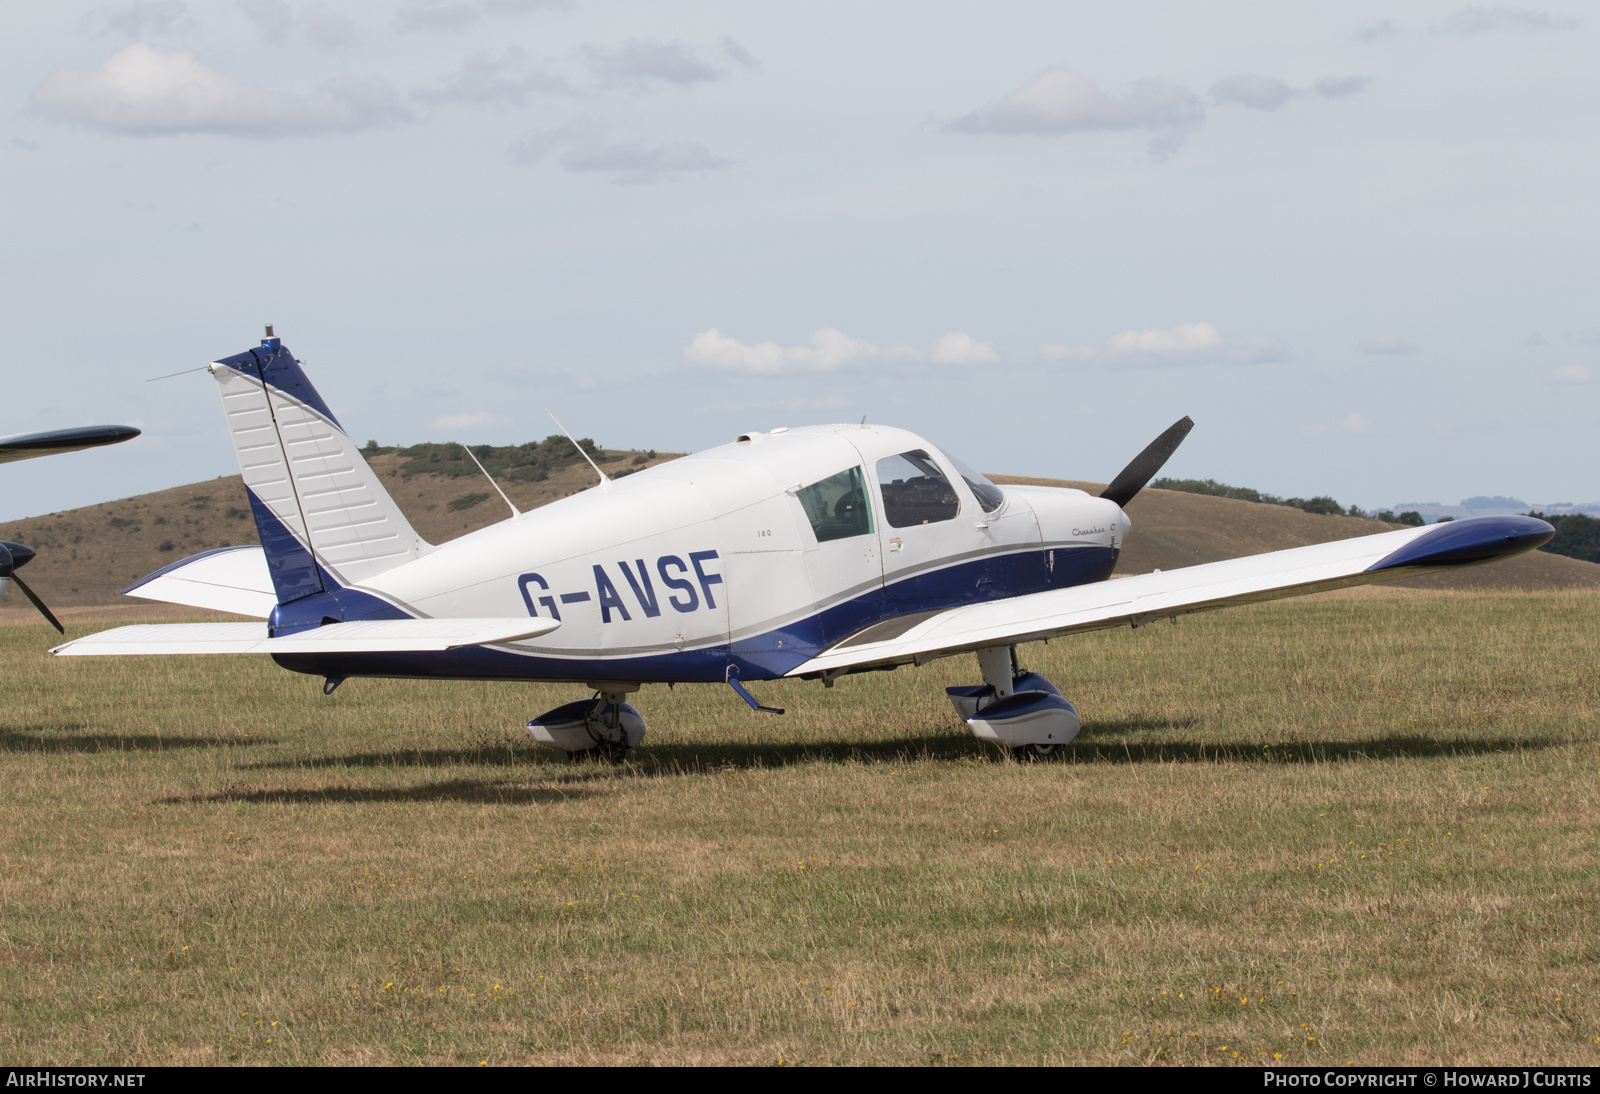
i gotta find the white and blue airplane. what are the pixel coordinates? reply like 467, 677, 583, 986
53, 331, 1553, 759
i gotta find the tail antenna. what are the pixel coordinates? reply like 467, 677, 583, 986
546, 410, 610, 488
457, 443, 522, 518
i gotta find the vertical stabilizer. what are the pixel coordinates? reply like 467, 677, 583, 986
209, 335, 431, 604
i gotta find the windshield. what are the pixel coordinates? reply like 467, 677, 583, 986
942, 451, 1006, 514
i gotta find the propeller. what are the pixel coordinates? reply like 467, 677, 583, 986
1100, 416, 1195, 508
0, 540, 63, 633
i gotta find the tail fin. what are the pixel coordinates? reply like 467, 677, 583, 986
209, 334, 431, 604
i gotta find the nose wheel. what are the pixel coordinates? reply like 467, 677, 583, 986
950, 647, 1081, 759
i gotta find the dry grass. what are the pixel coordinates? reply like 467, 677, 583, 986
2, 590, 1598, 1066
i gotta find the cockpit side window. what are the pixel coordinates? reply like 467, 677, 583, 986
877, 449, 960, 527
944, 451, 1006, 514
796, 466, 873, 542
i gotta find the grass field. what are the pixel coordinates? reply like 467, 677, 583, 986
2, 589, 1598, 1066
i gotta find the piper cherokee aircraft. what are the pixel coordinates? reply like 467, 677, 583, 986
52, 330, 1553, 759
2, 423, 142, 631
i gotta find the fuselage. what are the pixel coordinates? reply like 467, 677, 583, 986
273, 424, 1129, 685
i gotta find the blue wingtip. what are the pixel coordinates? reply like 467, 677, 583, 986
1366, 515, 1555, 573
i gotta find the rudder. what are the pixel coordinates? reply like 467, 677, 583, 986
209, 333, 432, 604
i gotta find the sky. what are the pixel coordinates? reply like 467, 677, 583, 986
1, 0, 1595, 519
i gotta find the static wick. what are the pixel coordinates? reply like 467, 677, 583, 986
546, 410, 610, 487
457, 442, 521, 519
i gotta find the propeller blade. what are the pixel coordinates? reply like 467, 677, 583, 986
1100, 416, 1195, 508
9, 572, 64, 633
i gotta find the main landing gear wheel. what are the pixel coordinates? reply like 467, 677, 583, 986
1011, 742, 1064, 762
527, 689, 646, 760
570, 740, 632, 764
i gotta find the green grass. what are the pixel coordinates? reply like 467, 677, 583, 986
2, 590, 1599, 1065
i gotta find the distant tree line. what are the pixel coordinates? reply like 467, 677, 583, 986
1527, 512, 1600, 564
1150, 477, 1426, 525
359, 437, 645, 483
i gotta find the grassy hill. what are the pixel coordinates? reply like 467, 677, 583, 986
2, 460, 1592, 612
993, 477, 1600, 592
0, 444, 681, 610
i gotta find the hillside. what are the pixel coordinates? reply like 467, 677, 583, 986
2, 459, 1592, 614
990, 476, 1600, 592
0, 444, 681, 610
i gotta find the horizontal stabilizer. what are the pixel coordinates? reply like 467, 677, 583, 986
51, 617, 561, 657
122, 546, 276, 618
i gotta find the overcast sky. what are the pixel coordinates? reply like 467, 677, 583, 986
2, 0, 1595, 518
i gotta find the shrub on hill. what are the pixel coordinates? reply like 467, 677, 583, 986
1528, 512, 1600, 564
1151, 477, 1383, 520
361, 436, 621, 483
1371, 510, 1426, 527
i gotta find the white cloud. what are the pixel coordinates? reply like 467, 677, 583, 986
930, 332, 998, 366
417, 48, 572, 107
1357, 334, 1420, 356
508, 118, 730, 184
1314, 75, 1371, 98
1040, 343, 1097, 363
106, 0, 189, 36
949, 68, 1205, 158
31, 43, 410, 137
237, 0, 289, 41
304, 8, 358, 49
720, 37, 756, 69
585, 40, 723, 90
237, 1, 356, 49
1548, 365, 1592, 385
1435, 7, 1581, 34
1110, 321, 1224, 355
398, 0, 566, 30
482, 0, 569, 12
685, 328, 918, 376
1103, 321, 1289, 365
1355, 19, 1399, 40
399, 3, 480, 31
1305, 412, 1374, 436
1211, 74, 1293, 112
434, 411, 494, 429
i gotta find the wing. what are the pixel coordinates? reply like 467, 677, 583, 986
0, 425, 141, 465
122, 546, 276, 618
788, 516, 1553, 677
51, 616, 561, 656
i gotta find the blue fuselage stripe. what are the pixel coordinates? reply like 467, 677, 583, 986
269, 545, 1119, 684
